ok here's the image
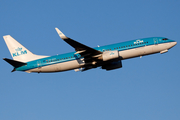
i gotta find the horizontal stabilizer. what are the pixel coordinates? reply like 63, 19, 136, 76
3, 58, 27, 68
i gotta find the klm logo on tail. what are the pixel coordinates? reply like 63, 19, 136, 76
12, 47, 27, 57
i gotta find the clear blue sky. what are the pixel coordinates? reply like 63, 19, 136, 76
0, 0, 180, 120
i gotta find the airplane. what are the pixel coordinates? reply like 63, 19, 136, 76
3, 28, 177, 73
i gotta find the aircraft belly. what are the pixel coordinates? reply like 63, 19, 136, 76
119, 49, 138, 59
26, 60, 82, 73
152, 44, 159, 53
120, 43, 172, 60
144, 45, 153, 54
152, 43, 170, 53
119, 48, 145, 59
26, 64, 59, 73
60, 60, 83, 71
41, 64, 60, 72
120, 45, 154, 59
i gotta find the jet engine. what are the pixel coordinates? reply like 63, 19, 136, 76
100, 50, 120, 61
101, 60, 122, 70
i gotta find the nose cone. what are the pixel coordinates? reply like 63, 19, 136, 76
169, 41, 177, 49
172, 41, 177, 47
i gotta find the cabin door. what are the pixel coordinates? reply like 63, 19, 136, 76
153, 38, 159, 52
154, 38, 158, 45
37, 61, 41, 68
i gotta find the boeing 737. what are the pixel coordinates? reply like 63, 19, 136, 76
3, 28, 177, 73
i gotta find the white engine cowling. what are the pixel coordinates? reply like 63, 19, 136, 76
102, 51, 120, 61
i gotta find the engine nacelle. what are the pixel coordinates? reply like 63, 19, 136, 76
102, 60, 122, 71
102, 50, 120, 61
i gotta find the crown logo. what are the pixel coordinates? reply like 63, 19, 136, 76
15, 47, 22, 51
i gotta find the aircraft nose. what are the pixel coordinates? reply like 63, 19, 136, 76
172, 41, 177, 46
167, 41, 177, 50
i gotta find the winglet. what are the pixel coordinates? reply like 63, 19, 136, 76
55, 28, 67, 39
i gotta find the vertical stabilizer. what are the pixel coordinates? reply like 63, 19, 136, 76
3, 35, 48, 62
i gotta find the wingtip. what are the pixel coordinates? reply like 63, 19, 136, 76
55, 27, 59, 31
55, 27, 67, 39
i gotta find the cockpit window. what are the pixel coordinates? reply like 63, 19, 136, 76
162, 38, 168, 40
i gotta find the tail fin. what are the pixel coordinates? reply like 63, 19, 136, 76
3, 35, 48, 62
